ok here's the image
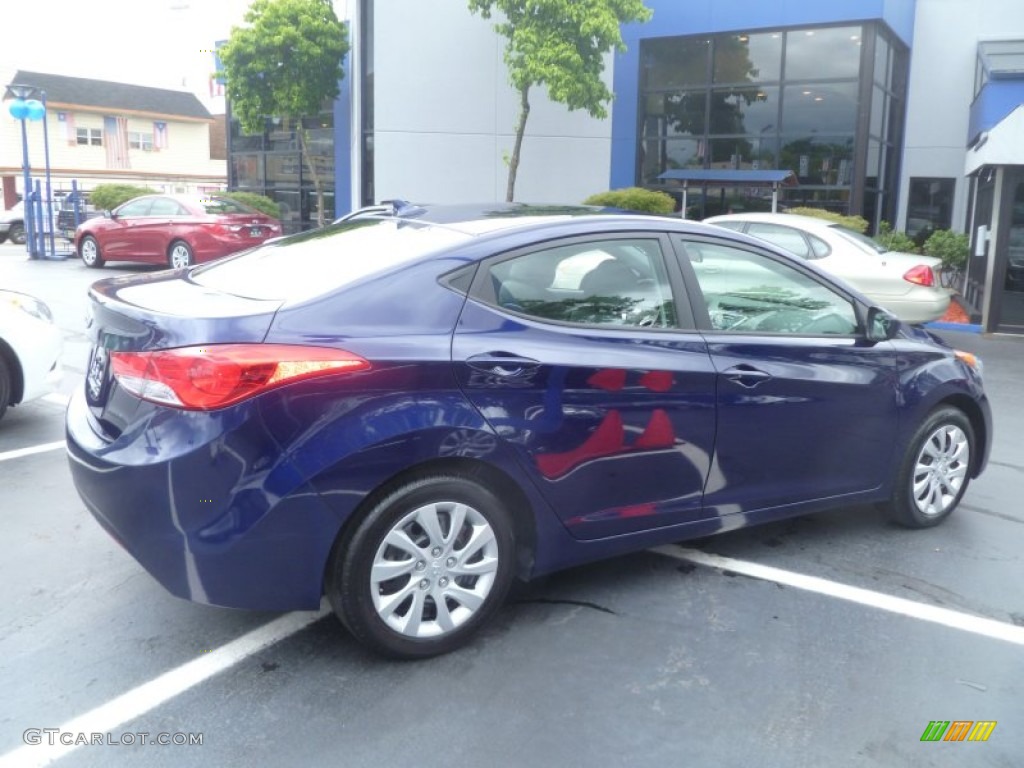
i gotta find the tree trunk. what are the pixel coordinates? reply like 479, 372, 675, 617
297, 124, 326, 228
506, 84, 531, 203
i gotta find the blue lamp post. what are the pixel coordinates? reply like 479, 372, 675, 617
5, 83, 56, 259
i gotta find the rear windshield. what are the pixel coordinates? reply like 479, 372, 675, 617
200, 198, 255, 215
191, 219, 472, 301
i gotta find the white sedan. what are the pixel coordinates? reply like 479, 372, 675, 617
704, 212, 951, 323
0, 290, 63, 422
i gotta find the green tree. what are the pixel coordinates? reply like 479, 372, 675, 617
469, 0, 652, 201
219, 0, 349, 227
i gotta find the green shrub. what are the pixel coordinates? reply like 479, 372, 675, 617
584, 187, 676, 215
923, 229, 969, 270
90, 184, 158, 211
221, 190, 282, 219
786, 206, 869, 233
875, 221, 920, 253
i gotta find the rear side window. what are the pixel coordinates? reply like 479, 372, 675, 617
200, 198, 253, 215
192, 220, 471, 301
483, 238, 678, 329
746, 222, 815, 259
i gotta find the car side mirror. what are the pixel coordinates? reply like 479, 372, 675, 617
866, 306, 900, 342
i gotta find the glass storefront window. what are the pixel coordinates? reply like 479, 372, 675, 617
644, 92, 707, 138
709, 86, 778, 135
907, 178, 954, 239
641, 138, 704, 184
780, 136, 854, 186
231, 154, 264, 188
643, 37, 711, 89
784, 26, 863, 80
713, 31, 782, 84
781, 82, 859, 136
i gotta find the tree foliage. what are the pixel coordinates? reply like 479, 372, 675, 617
219, 0, 349, 225
221, 190, 282, 219
469, 0, 652, 201
923, 228, 969, 270
584, 187, 675, 214
90, 184, 158, 211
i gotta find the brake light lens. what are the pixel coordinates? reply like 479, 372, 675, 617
903, 265, 935, 287
111, 344, 370, 410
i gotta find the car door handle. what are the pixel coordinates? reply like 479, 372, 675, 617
466, 352, 541, 377
722, 364, 772, 388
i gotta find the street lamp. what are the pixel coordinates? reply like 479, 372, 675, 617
5, 83, 57, 259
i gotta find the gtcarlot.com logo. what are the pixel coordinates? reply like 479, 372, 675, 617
920, 721, 997, 742
23, 729, 203, 747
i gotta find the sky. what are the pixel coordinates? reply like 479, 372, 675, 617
2, 0, 351, 114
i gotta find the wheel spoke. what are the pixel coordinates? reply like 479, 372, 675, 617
444, 583, 485, 612
383, 528, 424, 559
376, 580, 419, 619
445, 503, 469, 546
397, 589, 428, 636
371, 557, 417, 583
415, 503, 447, 549
451, 554, 499, 577
457, 524, 496, 562
434, 595, 456, 633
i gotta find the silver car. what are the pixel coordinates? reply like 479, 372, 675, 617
705, 212, 950, 324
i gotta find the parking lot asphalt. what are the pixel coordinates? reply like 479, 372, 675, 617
0, 242, 1021, 767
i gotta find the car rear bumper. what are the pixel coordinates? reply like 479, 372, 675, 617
878, 291, 951, 324
65, 388, 340, 611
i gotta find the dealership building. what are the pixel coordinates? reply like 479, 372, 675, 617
227, 0, 1024, 333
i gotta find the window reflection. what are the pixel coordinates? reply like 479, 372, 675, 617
784, 26, 863, 80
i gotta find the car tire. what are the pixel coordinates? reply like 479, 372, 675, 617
80, 236, 105, 268
327, 473, 516, 659
9, 223, 25, 245
881, 406, 975, 528
168, 240, 193, 269
0, 355, 10, 422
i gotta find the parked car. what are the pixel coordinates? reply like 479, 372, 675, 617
74, 194, 282, 269
704, 212, 951, 323
56, 192, 101, 239
66, 204, 990, 659
0, 202, 26, 245
0, 289, 63, 422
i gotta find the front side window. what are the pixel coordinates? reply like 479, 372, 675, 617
486, 239, 678, 329
677, 239, 856, 335
116, 199, 153, 217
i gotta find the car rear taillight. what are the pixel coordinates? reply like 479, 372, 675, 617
903, 265, 935, 287
111, 344, 370, 410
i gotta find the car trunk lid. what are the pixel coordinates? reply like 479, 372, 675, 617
84, 271, 282, 437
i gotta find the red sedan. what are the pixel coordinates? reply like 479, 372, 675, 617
75, 194, 282, 269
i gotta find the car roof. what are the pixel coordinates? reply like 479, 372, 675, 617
336, 200, 670, 235
704, 212, 845, 231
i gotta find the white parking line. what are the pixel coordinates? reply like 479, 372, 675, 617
0, 441, 66, 463
654, 545, 1024, 647
0, 605, 330, 768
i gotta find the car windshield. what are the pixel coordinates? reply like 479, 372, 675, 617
829, 224, 889, 255
191, 219, 472, 301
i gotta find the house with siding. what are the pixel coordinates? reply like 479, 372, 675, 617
1, 70, 225, 209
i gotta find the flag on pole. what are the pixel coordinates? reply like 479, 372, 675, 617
153, 121, 169, 150
104, 116, 131, 169
58, 112, 76, 145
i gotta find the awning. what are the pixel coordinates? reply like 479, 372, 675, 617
657, 169, 798, 217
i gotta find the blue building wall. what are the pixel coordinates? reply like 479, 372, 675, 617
610, 0, 917, 189
968, 80, 1024, 146
333, 50, 353, 216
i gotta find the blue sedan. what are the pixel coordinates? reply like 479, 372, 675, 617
66, 203, 991, 658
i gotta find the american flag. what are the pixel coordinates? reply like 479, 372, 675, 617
153, 121, 169, 150
58, 112, 76, 145
104, 116, 130, 169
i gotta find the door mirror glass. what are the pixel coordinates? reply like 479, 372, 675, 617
866, 306, 900, 341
